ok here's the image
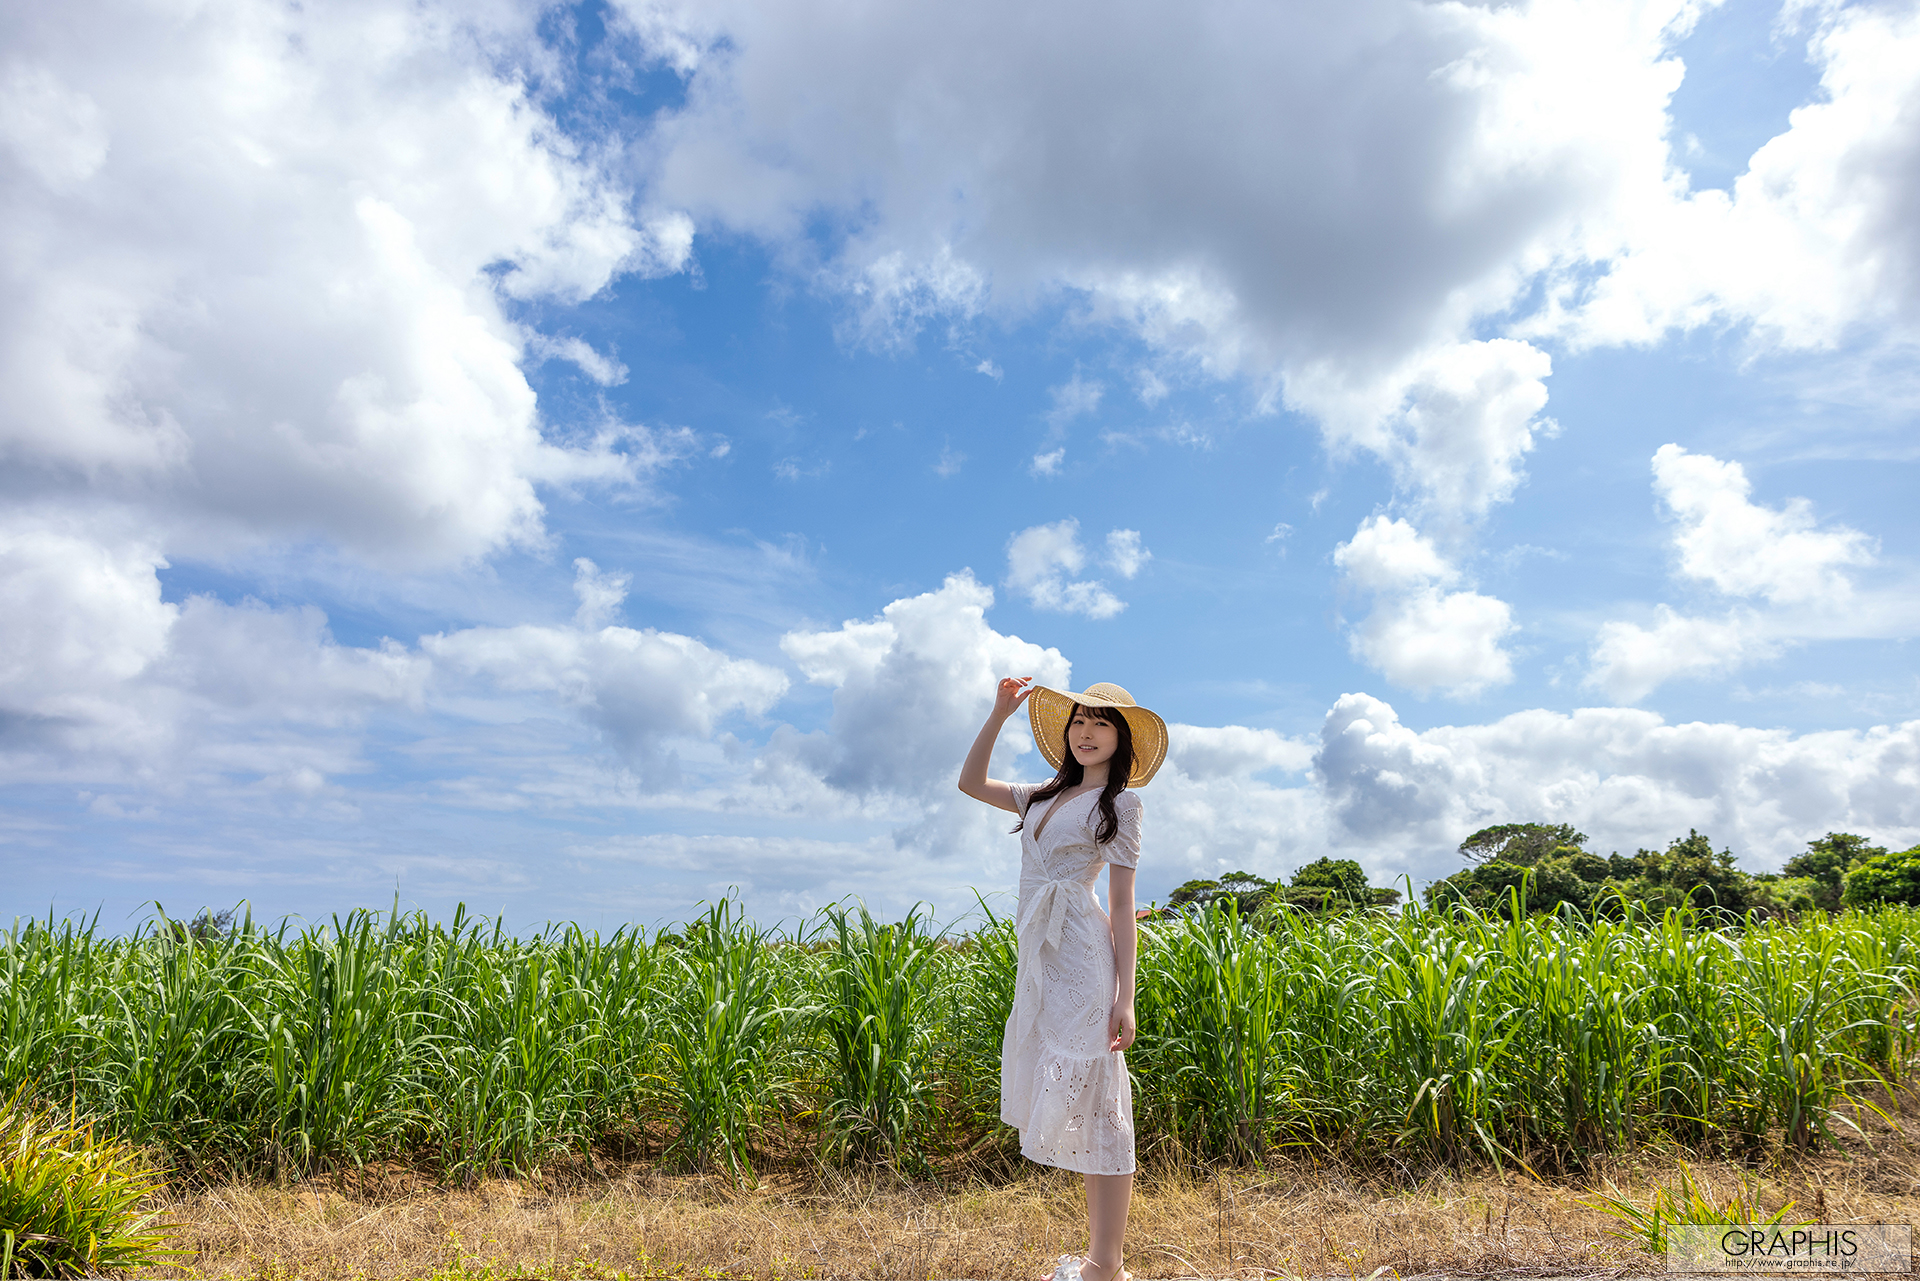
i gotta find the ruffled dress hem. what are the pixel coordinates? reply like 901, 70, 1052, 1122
1001, 1039, 1137, 1175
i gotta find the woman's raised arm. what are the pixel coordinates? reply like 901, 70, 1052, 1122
957, 676, 1033, 814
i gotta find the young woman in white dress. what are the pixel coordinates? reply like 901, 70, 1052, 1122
958, 677, 1168, 1281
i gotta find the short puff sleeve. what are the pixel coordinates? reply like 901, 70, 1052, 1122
1008, 782, 1037, 818
1102, 791, 1143, 868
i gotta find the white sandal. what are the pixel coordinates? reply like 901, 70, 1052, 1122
1065, 1258, 1131, 1281
1044, 1256, 1090, 1281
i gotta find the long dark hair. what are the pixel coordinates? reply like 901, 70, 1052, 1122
1012, 704, 1135, 844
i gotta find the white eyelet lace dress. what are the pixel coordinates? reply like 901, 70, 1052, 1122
1001, 783, 1142, 1176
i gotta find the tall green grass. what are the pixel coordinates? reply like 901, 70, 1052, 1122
816, 903, 936, 1167
4, 897, 1919, 1181
657, 900, 792, 1177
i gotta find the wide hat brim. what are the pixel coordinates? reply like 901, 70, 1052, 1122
1027, 682, 1168, 787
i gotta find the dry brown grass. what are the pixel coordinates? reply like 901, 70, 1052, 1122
142, 1110, 1920, 1280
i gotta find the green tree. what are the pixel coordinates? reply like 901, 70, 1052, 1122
1457, 822, 1588, 866
1422, 823, 1787, 919
1166, 870, 1274, 914
1288, 857, 1369, 900
1628, 830, 1764, 916
1173, 862, 1398, 920
1783, 832, 1887, 911
1270, 857, 1399, 914
1425, 823, 1628, 917
1843, 846, 1920, 907
1428, 854, 1599, 917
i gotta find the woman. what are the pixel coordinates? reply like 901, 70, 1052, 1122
957, 677, 1168, 1281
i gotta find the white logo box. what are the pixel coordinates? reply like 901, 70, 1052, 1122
1667, 1225, 1912, 1273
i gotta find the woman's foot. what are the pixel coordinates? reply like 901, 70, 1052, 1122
1041, 1255, 1084, 1281
1077, 1258, 1129, 1281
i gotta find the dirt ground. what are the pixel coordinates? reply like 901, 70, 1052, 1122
143, 1114, 1920, 1280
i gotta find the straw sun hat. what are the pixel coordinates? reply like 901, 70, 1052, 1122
1026, 682, 1169, 787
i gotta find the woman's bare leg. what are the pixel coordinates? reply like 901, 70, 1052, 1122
1081, 1171, 1133, 1281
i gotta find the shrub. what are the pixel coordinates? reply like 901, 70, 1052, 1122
0, 1089, 175, 1279
1844, 846, 1920, 907
1784, 833, 1887, 911
1758, 875, 1823, 914
1592, 1161, 1807, 1251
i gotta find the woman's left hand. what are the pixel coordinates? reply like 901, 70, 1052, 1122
1108, 1002, 1136, 1052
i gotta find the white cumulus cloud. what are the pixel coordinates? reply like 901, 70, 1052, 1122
1291, 339, 1556, 526
1333, 516, 1515, 697
1587, 606, 1779, 705
1105, 529, 1151, 579
1585, 445, 1890, 702
1539, 1, 1920, 355
0, 0, 688, 569
773, 573, 1072, 867
424, 560, 789, 785
1314, 693, 1920, 876
530, 335, 631, 387
1046, 372, 1105, 428
0, 512, 427, 790
1333, 515, 1455, 593
616, 0, 1713, 509
1005, 518, 1132, 619
1168, 724, 1314, 781
1652, 443, 1875, 605
614, 0, 1920, 512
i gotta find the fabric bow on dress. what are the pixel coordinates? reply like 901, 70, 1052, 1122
1012, 873, 1092, 1043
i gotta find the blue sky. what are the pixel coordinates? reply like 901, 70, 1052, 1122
3, 0, 1917, 932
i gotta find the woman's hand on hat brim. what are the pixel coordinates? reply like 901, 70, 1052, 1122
993, 676, 1034, 718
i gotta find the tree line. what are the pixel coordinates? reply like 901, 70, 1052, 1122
1165, 825, 1920, 921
